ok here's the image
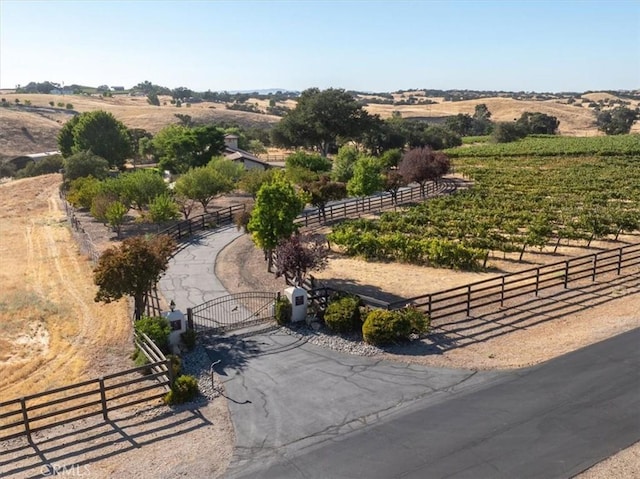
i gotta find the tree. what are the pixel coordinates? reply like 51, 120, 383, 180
398, 147, 451, 197
171, 87, 193, 101
63, 150, 110, 183
516, 112, 560, 135
274, 234, 328, 286
153, 124, 225, 173
303, 175, 347, 221
173, 166, 233, 211
105, 201, 128, 238
472, 103, 493, 135
596, 107, 639, 135
148, 193, 180, 226
58, 115, 80, 157
491, 122, 527, 143
285, 151, 332, 173
147, 92, 160, 106
382, 170, 407, 204
416, 125, 462, 150
248, 172, 305, 269
272, 88, 374, 156
127, 128, 153, 165
94, 235, 176, 321
119, 169, 168, 211
347, 156, 383, 199
64, 111, 132, 169
331, 145, 360, 183
445, 113, 474, 136
239, 168, 276, 198
208, 156, 245, 183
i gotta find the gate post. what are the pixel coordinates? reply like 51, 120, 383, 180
186, 308, 194, 330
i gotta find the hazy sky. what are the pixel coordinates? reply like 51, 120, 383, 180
1, 0, 638, 93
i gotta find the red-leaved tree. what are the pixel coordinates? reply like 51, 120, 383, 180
398, 147, 450, 197
274, 234, 328, 287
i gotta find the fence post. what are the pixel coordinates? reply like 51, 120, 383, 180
166, 358, 174, 387
592, 254, 597, 281
99, 377, 109, 421
20, 397, 32, 443
466, 285, 471, 317
500, 276, 505, 307
535, 268, 540, 296
564, 261, 570, 288
186, 308, 194, 330
617, 247, 623, 275
427, 295, 432, 319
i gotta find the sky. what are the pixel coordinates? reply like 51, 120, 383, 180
1, 0, 639, 93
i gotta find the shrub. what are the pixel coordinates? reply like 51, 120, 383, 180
57, 102, 64, 107
164, 375, 199, 405
132, 348, 150, 368
49, 101, 54, 107
66, 176, 101, 209
324, 296, 361, 333
400, 306, 430, 335
0, 161, 16, 178
181, 329, 197, 351
65, 103, 74, 110
362, 309, 411, 345
16, 155, 64, 179
134, 315, 171, 352
274, 296, 292, 326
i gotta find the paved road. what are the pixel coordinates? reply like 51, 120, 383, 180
225, 328, 640, 479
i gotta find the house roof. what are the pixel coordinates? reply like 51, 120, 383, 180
223, 146, 272, 168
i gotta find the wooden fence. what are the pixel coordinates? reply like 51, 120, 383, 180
0, 334, 171, 443
294, 180, 451, 229
386, 243, 640, 321
159, 204, 246, 243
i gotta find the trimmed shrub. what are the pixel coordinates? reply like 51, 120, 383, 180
324, 296, 361, 333
275, 296, 292, 325
181, 329, 197, 351
362, 309, 411, 345
134, 315, 171, 353
400, 306, 430, 335
164, 375, 199, 404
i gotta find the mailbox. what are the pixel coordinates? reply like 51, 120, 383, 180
284, 286, 308, 322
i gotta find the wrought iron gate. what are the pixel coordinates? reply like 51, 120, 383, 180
187, 292, 279, 333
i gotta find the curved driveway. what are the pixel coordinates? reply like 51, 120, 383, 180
158, 218, 640, 479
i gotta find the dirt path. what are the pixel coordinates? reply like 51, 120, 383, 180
0, 175, 132, 398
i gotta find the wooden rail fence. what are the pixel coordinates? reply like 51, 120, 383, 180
159, 204, 246, 243
294, 180, 452, 229
0, 334, 171, 443
386, 243, 640, 321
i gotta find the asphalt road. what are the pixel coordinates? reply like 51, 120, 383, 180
226, 328, 640, 479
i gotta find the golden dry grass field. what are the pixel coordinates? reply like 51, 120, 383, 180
0, 174, 131, 400
1, 90, 638, 160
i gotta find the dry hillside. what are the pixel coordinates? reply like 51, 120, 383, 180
1, 90, 638, 160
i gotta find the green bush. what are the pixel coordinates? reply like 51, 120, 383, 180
275, 296, 292, 326
362, 309, 411, 345
400, 306, 430, 334
134, 315, 171, 352
324, 296, 361, 333
181, 328, 197, 351
164, 375, 199, 405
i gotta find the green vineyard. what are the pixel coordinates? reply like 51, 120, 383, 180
329, 138, 640, 270
445, 134, 640, 158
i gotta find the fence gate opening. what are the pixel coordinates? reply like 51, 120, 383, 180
187, 292, 278, 333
